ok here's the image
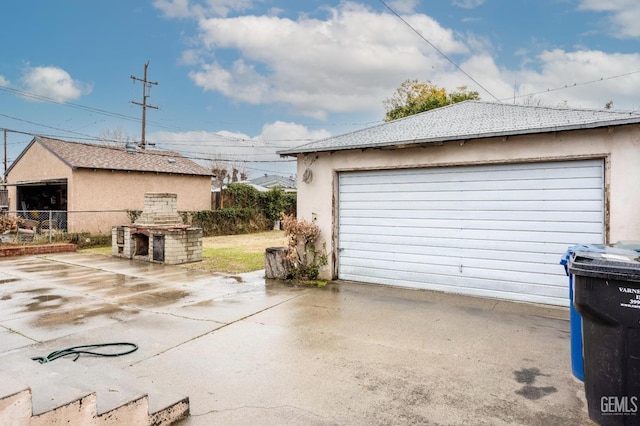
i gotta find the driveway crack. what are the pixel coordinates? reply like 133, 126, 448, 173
129, 292, 307, 365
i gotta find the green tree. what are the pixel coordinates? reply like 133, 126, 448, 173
383, 79, 480, 121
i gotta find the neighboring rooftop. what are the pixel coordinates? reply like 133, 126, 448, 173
279, 101, 640, 156
9, 136, 212, 176
249, 174, 296, 190
212, 181, 268, 193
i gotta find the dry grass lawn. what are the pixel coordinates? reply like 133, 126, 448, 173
201, 230, 287, 251
185, 230, 288, 274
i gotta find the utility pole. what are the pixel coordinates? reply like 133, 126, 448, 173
3, 129, 6, 177
130, 62, 158, 149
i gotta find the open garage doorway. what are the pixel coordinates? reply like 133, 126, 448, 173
14, 178, 68, 232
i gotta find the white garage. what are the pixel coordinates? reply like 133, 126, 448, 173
337, 159, 604, 306
280, 101, 640, 306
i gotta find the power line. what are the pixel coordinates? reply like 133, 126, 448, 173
0, 82, 378, 139
0, 113, 100, 140
0, 127, 296, 165
156, 139, 309, 146
378, 0, 502, 102
0, 86, 140, 123
0, 85, 335, 141
507, 69, 640, 104
0, 121, 302, 163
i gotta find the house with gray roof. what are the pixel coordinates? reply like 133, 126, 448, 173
279, 101, 640, 306
6, 136, 212, 234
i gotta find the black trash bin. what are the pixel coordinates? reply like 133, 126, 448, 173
569, 248, 640, 425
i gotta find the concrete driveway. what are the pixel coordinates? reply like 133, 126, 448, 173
0, 252, 592, 425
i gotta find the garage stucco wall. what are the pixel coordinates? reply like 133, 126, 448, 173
70, 169, 212, 233
295, 125, 640, 280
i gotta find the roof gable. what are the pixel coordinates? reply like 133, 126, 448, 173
13, 137, 212, 176
279, 101, 640, 155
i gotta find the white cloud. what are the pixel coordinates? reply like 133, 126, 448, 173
387, 0, 419, 14
0, 75, 9, 87
179, 49, 201, 65
150, 121, 327, 176
159, 0, 640, 121
579, 0, 640, 38
154, 0, 192, 18
452, 0, 485, 9
187, 3, 469, 119
189, 60, 271, 104
408, 46, 640, 111
512, 49, 640, 109
20, 66, 91, 102
154, 0, 256, 18
257, 121, 331, 144
437, 53, 513, 101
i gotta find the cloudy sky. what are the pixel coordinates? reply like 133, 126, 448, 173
1, 0, 639, 178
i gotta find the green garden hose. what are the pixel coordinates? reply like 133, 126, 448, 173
31, 342, 138, 364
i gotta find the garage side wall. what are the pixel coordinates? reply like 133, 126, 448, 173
295, 126, 640, 280
71, 170, 211, 233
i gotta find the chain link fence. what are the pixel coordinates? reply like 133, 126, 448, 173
1, 210, 132, 244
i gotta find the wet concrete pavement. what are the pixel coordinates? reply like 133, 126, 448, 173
0, 253, 592, 425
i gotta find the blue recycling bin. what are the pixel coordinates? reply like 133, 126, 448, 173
561, 246, 585, 381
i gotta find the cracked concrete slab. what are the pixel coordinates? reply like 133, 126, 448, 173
0, 252, 593, 425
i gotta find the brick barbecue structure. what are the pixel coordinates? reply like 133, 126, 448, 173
112, 193, 202, 264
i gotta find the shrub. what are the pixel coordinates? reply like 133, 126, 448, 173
225, 183, 264, 211
281, 213, 327, 280
189, 183, 297, 236
189, 208, 271, 236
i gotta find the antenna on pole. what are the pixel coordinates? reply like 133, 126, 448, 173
130, 61, 158, 149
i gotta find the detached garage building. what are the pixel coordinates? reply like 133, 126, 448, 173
280, 101, 640, 306
6, 136, 212, 234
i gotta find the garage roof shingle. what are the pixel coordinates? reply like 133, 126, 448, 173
32, 137, 212, 176
279, 101, 640, 155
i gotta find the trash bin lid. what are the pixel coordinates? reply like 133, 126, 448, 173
560, 243, 636, 276
568, 247, 640, 282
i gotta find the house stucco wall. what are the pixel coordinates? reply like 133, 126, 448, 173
295, 125, 640, 279
6, 142, 212, 234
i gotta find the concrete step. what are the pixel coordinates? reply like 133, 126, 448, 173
0, 355, 189, 425
0, 370, 32, 424
30, 393, 97, 426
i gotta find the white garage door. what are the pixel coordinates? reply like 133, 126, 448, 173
338, 160, 604, 306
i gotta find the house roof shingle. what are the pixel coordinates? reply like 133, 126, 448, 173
249, 174, 296, 189
279, 101, 640, 156
24, 137, 212, 176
